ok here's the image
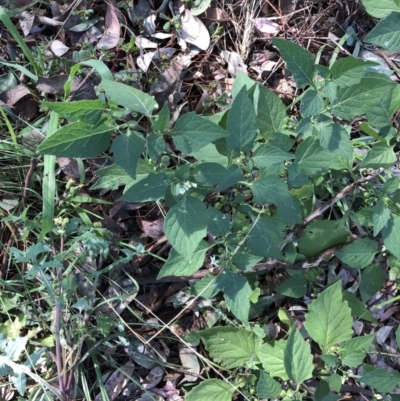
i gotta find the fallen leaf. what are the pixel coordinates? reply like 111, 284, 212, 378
143, 366, 163, 389
97, 1, 120, 50
252, 18, 279, 36
179, 344, 200, 382
0, 84, 31, 105
179, 9, 210, 50
141, 218, 164, 240
50, 40, 69, 57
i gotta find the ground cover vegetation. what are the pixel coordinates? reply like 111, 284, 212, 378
1, 0, 400, 400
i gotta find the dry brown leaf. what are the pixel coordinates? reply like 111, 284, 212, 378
179, 9, 210, 50
141, 218, 164, 240
0, 84, 30, 105
178, 345, 200, 382
50, 40, 69, 57
97, 1, 120, 50
57, 157, 80, 179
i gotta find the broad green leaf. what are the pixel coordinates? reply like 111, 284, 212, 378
361, 0, 400, 18
232, 253, 263, 270
383, 177, 399, 193
246, 216, 285, 260
300, 90, 324, 117
373, 200, 391, 236
360, 264, 386, 303
276, 273, 307, 298
100, 79, 157, 116
360, 122, 388, 144
295, 137, 336, 176
329, 374, 342, 394
39, 118, 115, 157
147, 134, 165, 160
284, 327, 314, 386
315, 380, 341, 401
256, 340, 288, 380
120, 173, 168, 202
360, 142, 396, 169
365, 11, 400, 51
342, 291, 376, 322
191, 143, 229, 167
287, 162, 308, 187
383, 216, 400, 259
298, 220, 349, 258
335, 238, 378, 269
272, 38, 316, 88
256, 370, 281, 399
330, 56, 380, 87
164, 195, 208, 257
191, 275, 220, 298
208, 206, 230, 237
186, 379, 235, 401
157, 241, 209, 278
332, 77, 395, 121
366, 95, 395, 128
226, 87, 258, 152
359, 367, 400, 393
250, 174, 301, 226
304, 281, 353, 353
42, 100, 104, 124
396, 326, 400, 349
219, 165, 244, 191
193, 163, 230, 187
340, 334, 375, 368
199, 327, 258, 369
232, 71, 256, 98
171, 112, 229, 153
151, 103, 170, 132
257, 85, 287, 137
316, 122, 353, 160
218, 270, 252, 325
252, 144, 294, 168
111, 130, 146, 178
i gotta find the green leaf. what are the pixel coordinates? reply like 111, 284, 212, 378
284, 327, 314, 386
361, 0, 400, 18
340, 334, 375, 368
256, 370, 281, 399
91, 164, 135, 190
365, 11, 400, 51
164, 195, 208, 257
396, 326, 400, 349
111, 130, 146, 178
171, 112, 229, 153
342, 291, 376, 322
218, 270, 252, 325
332, 77, 395, 121
276, 273, 307, 298
256, 340, 288, 380
287, 162, 309, 187
232, 253, 263, 270
316, 121, 353, 160
157, 241, 209, 278
191, 275, 220, 298
232, 71, 256, 98
335, 238, 378, 269
295, 137, 336, 176
219, 165, 244, 191
199, 327, 258, 369
373, 200, 391, 237
300, 90, 324, 117
42, 100, 104, 124
191, 143, 229, 167
208, 206, 230, 237
298, 220, 349, 258
382, 215, 400, 258
329, 374, 342, 394
359, 367, 400, 393
193, 163, 231, 187
39, 118, 115, 157
100, 78, 157, 116
272, 38, 316, 88
246, 216, 285, 259
147, 134, 165, 160
304, 281, 353, 353
151, 103, 170, 132
119, 173, 168, 202
186, 379, 235, 401
359, 264, 386, 303
257, 85, 287, 137
360, 142, 396, 169
226, 87, 258, 152
252, 144, 294, 168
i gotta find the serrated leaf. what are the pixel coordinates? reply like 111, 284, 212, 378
272, 38, 316, 88
164, 195, 208, 257
340, 334, 375, 368
246, 216, 285, 259
199, 327, 258, 369
361, 0, 400, 18
284, 327, 314, 386
100, 78, 157, 116
276, 274, 307, 298
317, 122, 353, 160
335, 238, 378, 269
42, 100, 104, 124
256, 370, 281, 399
304, 281, 353, 353
382, 215, 400, 258
226, 87, 258, 152
359, 367, 400, 393
257, 85, 287, 137
193, 162, 231, 187
329, 373, 342, 394
119, 173, 168, 202
157, 241, 209, 278
365, 11, 400, 51
39, 118, 115, 157
186, 379, 235, 401
256, 340, 288, 380
287, 162, 309, 187
360, 264, 386, 303
298, 220, 349, 258
315, 380, 341, 401
360, 142, 396, 169
342, 291, 376, 322
300, 90, 324, 117
252, 144, 294, 168
171, 112, 229, 153
208, 206, 230, 237
111, 130, 146, 178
